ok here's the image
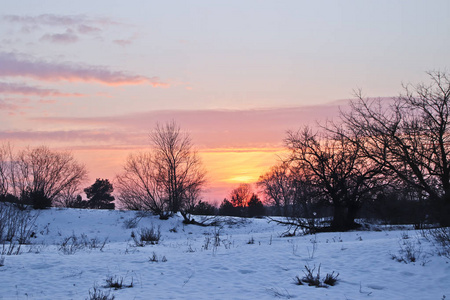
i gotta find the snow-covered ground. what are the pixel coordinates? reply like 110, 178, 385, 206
0, 208, 449, 300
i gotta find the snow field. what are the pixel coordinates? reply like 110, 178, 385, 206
0, 208, 449, 299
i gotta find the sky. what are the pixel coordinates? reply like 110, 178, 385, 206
0, 0, 449, 202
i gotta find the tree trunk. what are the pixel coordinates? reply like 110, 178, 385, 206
345, 203, 361, 229
331, 204, 347, 231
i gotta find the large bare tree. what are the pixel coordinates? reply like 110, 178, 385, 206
341, 71, 450, 225
117, 122, 207, 219
285, 127, 381, 230
152, 122, 207, 214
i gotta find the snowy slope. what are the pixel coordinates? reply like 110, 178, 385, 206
0, 208, 449, 300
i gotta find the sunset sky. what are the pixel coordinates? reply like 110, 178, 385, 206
1, 0, 449, 202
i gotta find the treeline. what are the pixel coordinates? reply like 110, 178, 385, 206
0, 71, 449, 231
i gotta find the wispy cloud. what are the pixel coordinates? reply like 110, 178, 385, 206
2, 14, 123, 45
113, 39, 133, 47
0, 129, 137, 144
0, 98, 31, 114
2, 14, 116, 32
0, 52, 168, 87
0, 81, 84, 97
77, 24, 101, 34
40, 29, 78, 44
113, 33, 139, 47
4, 14, 90, 27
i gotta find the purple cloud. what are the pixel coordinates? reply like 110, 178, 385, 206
77, 24, 101, 34
2, 14, 119, 30
3, 14, 89, 26
2, 14, 121, 45
0, 81, 84, 97
0, 52, 168, 87
40, 29, 79, 44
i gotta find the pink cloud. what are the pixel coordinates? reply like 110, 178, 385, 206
38, 99, 58, 104
0, 100, 21, 111
0, 129, 138, 144
0, 98, 31, 113
27, 103, 347, 148
113, 39, 133, 46
0, 52, 168, 87
0, 81, 85, 97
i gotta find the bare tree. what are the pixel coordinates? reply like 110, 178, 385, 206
229, 183, 252, 207
151, 122, 207, 215
257, 163, 293, 215
116, 122, 207, 220
0, 144, 87, 208
341, 71, 450, 225
116, 152, 166, 214
285, 127, 380, 230
0, 144, 13, 197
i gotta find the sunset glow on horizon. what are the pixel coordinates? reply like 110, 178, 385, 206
1, 0, 449, 202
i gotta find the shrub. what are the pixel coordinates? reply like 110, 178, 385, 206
0, 203, 38, 255
428, 227, 450, 259
323, 271, 339, 286
390, 237, 426, 264
294, 264, 339, 288
123, 217, 139, 229
87, 286, 115, 300
21, 189, 52, 209
149, 251, 167, 262
131, 225, 161, 246
59, 234, 85, 255
105, 275, 133, 290
58, 233, 108, 254
301, 265, 322, 287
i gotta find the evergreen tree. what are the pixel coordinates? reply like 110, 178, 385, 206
84, 179, 115, 209
247, 194, 265, 217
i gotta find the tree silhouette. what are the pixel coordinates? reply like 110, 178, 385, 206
116, 121, 207, 221
230, 183, 252, 207
285, 127, 380, 230
84, 179, 115, 209
0, 144, 87, 209
341, 71, 450, 226
247, 194, 265, 217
